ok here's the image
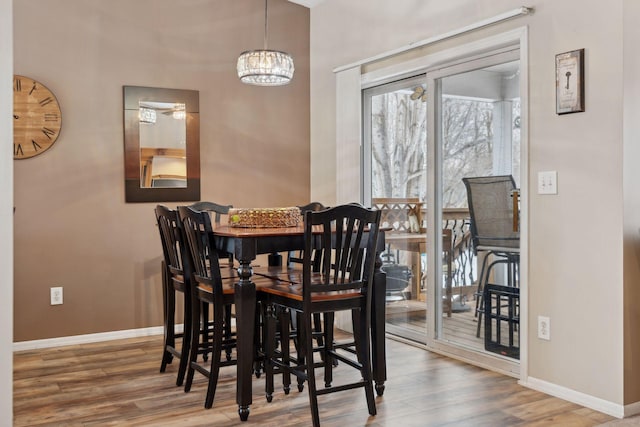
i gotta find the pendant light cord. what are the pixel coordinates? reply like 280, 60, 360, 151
263, 0, 268, 50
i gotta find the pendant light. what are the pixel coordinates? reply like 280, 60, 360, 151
236, 0, 294, 86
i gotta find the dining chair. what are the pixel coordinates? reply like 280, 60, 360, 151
154, 205, 193, 387
187, 201, 236, 362
261, 204, 381, 427
178, 205, 279, 408
462, 175, 520, 338
249, 202, 328, 391
178, 205, 240, 409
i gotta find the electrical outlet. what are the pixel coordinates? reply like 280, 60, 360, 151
50, 287, 63, 305
538, 315, 550, 340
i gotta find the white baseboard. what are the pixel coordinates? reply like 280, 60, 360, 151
12, 325, 174, 352
521, 376, 626, 419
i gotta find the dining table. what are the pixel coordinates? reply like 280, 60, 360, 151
211, 224, 388, 421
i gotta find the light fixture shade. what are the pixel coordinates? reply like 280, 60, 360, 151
139, 107, 156, 124
237, 49, 294, 86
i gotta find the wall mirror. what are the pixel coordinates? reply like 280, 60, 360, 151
123, 86, 200, 202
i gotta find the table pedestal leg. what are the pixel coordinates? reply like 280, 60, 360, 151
235, 261, 255, 421
371, 268, 387, 396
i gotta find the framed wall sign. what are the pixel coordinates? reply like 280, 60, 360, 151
555, 48, 585, 115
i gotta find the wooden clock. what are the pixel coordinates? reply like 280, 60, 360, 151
13, 75, 62, 159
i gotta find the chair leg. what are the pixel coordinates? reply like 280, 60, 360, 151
324, 312, 335, 388
313, 312, 324, 355
295, 311, 305, 392
356, 308, 376, 417
302, 312, 321, 427
160, 264, 174, 372
476, 257, 500, 338
476, 295, 485, 338
254, 302, 264, 378
184, 293, 201, 393
160, 302, 175, 372
474, 252, 491, 319
201, 302, 209, 362
474, 252, 492, 338
264, 304, 276, 403
176, 290, 192, 387
204, 306, 225, 409
224, 304, 232, 362
279, 308, 292, 394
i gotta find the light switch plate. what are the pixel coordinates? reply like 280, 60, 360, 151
538, 171, 557, 194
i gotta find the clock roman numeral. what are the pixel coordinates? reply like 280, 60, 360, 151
14, 78, 21, 92
14, 144, 23, 157
29, 81, 37, 95
32, 140, 42, 152
42, 127, 56, 139
44, 113, 59, 122
39, 97, 53, 107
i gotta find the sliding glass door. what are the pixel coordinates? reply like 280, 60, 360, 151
427, 49, 521, 372
363, 48, 523, 371
363, 75, 428, 343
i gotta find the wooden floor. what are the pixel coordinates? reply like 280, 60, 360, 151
14, 333, 614, 426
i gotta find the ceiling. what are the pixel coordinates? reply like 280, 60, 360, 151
287, 0, 325, 8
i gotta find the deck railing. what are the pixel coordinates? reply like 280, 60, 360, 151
372, 199, 475, 312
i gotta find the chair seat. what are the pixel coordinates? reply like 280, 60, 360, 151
255, 269, 363, 302
196, 280, 235, 296
259, 281, 363, 302
196, 275, 281, 296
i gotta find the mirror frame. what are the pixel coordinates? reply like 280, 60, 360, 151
123, 85, 200, 203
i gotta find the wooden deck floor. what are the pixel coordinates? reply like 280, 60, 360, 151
386, 298, 492, 353
14, 332, 613, 426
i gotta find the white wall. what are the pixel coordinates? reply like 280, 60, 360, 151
622, 0, 640, 405
0, 0, 13, 422
310, 0, 632, 411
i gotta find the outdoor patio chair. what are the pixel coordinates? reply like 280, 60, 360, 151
462, 175, 520, 338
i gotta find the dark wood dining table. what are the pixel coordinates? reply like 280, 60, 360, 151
211, 224, 387, 421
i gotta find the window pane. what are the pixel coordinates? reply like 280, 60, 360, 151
370, 83, 427, 200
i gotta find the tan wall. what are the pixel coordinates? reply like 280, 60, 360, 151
12, 0, 310, 342
310, 0, 635, 408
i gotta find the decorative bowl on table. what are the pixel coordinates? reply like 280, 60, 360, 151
228, 207, 301, 228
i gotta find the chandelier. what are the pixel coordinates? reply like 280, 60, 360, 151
236, 0, 294, 86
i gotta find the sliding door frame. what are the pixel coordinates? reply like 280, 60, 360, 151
359, 27, 529, 379
427, 47, 522, 376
